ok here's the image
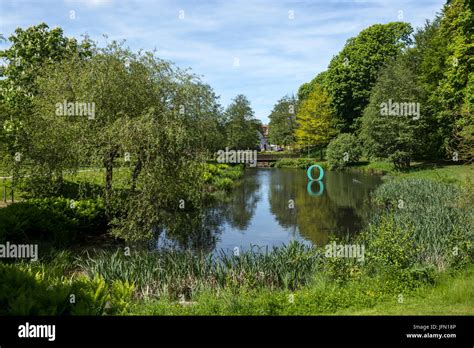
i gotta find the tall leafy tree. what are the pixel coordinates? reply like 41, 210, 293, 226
324, 22, 413, 130
297, 71, 327, 102
268, 95, 297, 147
360, 56, 427, 168
434, 0, 473, 161
295, 85, 338, 149
30, 42, 206, 240
0, 24, 91, 184
225, 94, 260, 149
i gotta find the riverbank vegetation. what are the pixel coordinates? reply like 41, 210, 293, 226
1, 164, 472, 315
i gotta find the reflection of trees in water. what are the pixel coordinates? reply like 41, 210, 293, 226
154, 208, 225, 253
325, 171, 381, 222
268, 169, 381, 247
221, 170, 261, 230
268, 169, 298, 228
294, 187, 339, 246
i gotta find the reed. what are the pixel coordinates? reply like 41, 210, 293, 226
74, 241, 321, 300
371, 178, 473, 268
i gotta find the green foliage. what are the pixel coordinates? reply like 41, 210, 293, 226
388, 150, 412, 170
211, 177, 234, 191
362, 215, 419, 271
0, 197, 105, 245
0, 24, 92, 183
0, 263, 133, 315
75, 242, 320, 300
360, 56, 427, 167
295, 85, 338, 148
0, 23, 90, 107
408, 0, 473, 160
325, 22, 413, 130
267, 95, 297, 146
326, 133, 361, 170
225, 94, 260, 150
203, 164, 243, 187
297, 71, 327, 102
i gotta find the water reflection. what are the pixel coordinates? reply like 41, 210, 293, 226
154, 168, 382, 253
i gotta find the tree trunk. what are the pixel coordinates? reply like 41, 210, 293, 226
104, 149, 117, 216
131, 157, 142, 192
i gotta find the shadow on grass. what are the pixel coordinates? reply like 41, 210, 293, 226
58, 181, 105, 199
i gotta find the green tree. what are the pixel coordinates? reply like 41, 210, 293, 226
359, 56, 427, 169
434, 0, 473, 161
324, 22, 413, 130
225, 94, 260, 149
0, 23, 91, 193
295, 85, 338, 150
297, 71, 327, 101
268, 95, 297, 147
0, 23, 90, 108
28, 41, 206, 240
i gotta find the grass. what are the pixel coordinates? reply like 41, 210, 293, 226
128, 265, 474, 316
335, 266, 474, 315
351, 161, 474, 186
274, 158, 328, 169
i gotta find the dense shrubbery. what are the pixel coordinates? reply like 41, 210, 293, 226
0, 197, 106, 246
326, 133, 362, 170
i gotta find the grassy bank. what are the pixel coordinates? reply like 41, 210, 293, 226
351, 161, 473, 184
274, 158, 328, 169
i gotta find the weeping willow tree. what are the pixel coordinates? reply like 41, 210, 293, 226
19, 38, 227, 241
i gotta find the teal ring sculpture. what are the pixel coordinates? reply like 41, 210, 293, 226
307, 164, 325, 181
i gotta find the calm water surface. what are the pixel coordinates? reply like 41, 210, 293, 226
155, 168, 382, 253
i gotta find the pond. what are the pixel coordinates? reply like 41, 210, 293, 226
154, 168, 382, 253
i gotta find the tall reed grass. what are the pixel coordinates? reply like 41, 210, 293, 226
74, 241, 320, 300
371, 178, 473, 268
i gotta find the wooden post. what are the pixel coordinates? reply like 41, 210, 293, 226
3, 178, 6, 203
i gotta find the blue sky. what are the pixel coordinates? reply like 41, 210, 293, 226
1, 0, 445, 123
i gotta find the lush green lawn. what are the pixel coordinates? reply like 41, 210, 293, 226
351, 161, 473, 186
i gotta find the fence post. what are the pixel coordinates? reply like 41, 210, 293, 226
2, 178, 5, 203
